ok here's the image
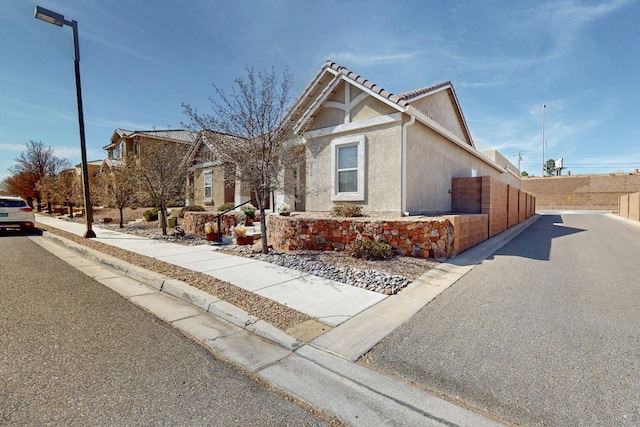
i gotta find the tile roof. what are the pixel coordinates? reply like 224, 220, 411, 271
323, 61, 410, 108
112, 128, 198, 144
294, 61, 475, 148
398, 81, 453, 101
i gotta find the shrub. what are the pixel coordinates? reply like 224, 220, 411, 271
180, 205, 205, 218
143, 207, 161, 222
331, 203, 363, 217
348, 239, 392, 260
218, 202, 235, 212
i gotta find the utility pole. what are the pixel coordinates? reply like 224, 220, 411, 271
541, 104, 546, 176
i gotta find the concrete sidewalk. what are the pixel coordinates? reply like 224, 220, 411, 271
36, 215, 386, 327
33, 214, 538, 426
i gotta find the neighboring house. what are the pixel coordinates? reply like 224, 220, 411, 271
290, 61, 521, 215
182, 131, 280, 209
101, 128, 198, 204
182, 131, 237, 208
103, 128, 198, 162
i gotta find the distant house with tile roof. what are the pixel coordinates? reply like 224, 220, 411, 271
103, 128, 198, 162
290, 61, 521, 215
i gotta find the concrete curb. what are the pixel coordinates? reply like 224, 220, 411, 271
40, 230, 301, 351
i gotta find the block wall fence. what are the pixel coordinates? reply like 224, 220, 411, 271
618, 192, 640, 221
452, 176, 535, 238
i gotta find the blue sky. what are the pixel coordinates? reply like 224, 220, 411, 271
1, 0, 638, 181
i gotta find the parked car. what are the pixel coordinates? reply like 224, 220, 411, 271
0, 196, 36, 233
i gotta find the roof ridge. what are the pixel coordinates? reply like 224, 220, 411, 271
398, 81, 452, 101
324, 61, 409, 107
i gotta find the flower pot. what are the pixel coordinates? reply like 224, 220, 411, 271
206, 232, 219, 241
244, 213, 255, 225
279, 212, 290, 216
236, 236, 253, 245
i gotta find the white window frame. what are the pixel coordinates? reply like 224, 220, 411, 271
331, 135, 365, 201
203, 171, 213, 203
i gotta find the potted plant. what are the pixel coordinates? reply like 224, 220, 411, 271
204, 222, 219, 241
278, 203, 291, 216
234, 225, 253, 245
242, 203, 256, 225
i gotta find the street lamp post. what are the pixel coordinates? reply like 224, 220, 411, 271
34, 6, 95, 238
541, 104, 546, 177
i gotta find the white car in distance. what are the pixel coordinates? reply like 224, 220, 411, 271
0, 196, 36, 233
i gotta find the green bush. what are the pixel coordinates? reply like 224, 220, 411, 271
331, 203, 363, 217
143, 207, 161, 222
348, 239, 392, 260
217, 202, 235, 212
180, 205, 205, 218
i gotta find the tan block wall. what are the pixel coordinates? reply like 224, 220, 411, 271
453, 176, 535, 239
451, 177, 483, 213
619, 195, 629, 218
483, 177, 508, 237
508, 185, 519, 228
446, 214, 488, 254
629, 193, 640, 221
519, 190, 527, 222
522, 174, 640, 210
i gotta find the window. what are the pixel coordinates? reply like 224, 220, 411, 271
331, 135, 365, 201
204, 171, 212, 202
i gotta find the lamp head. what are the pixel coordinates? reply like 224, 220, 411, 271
34, 6, 65, 27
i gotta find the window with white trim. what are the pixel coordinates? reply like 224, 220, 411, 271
204, 171, 212, 202
331, 135, 365, 201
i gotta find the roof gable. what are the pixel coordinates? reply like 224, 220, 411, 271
105, 128, 198, 149
293, 61, 475, 148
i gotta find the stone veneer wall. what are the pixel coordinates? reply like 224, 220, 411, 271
267, 215, 465, 259
182, 211, 261, 236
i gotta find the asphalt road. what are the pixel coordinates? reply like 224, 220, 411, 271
0, 233, 329, 426
368, 212, 640, 426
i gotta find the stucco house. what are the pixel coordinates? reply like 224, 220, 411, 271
290, 61, 521, 215
103, 128, 198, 162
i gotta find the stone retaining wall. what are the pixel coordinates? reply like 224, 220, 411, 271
267, 215, 456, 259
182, 211, 261, 236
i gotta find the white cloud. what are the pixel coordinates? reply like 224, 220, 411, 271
325, 51, 422, 66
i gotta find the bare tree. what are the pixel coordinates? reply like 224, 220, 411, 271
55, 170, 82, 217
2, 172, 40, 205
35, 175, 57, 214
183, 66, 305, 254
136, 139, 188, 235
96, 156, 138, 228
11, 141, 69, 211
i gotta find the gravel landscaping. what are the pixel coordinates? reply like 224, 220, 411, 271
41, 208, 437, 330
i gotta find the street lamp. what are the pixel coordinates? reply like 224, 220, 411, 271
34, 6, 95, 238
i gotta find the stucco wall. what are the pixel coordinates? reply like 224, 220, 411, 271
305, 107, 403, 213
408, 90, 467, 142
191, 166, 226, 207
405, 124, 519, 213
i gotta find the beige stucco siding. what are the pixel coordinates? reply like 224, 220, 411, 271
305, 122, 402, 212
405, 123, 519, 213
409, 90, 468, 143
351, 96, 398, 121
191, 166, 226, 207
